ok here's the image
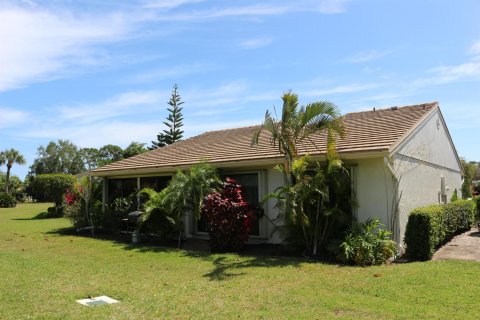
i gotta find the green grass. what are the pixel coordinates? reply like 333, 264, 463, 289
1, 203, 479, 319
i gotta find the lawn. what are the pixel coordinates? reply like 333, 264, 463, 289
1, 203, 479, 319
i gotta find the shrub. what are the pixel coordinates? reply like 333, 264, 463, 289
450, 189, 458, 202
405, 199, 475, 260
65, 198, 104, 230
202, 178, 256, 252
138, 188, 181, 241
28, 174, 76, 212
0, 192, 17, 208
329, 218, 396, 266
475, 196, 480, 228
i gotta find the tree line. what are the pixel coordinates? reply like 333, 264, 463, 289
0, 84, 185, 204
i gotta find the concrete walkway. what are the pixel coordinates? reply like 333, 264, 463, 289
432, 228, 480, 261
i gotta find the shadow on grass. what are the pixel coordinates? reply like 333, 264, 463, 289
11, 211, 61, 220
46, 226, 320, 281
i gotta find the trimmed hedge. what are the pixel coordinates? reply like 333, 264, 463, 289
405, 199, 476, 261
475, 196, 480, 228
0, 192, 17, 208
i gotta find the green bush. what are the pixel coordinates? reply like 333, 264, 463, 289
329, 218, 397, 266
0, 192, 17, 208
28, 174, 76, 212
65, 200, 104, 230
405, 199, 475, 261
475, 196, 480, 228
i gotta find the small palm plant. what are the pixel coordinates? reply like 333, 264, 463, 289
138, 162, 221, 243
267, 155, 349, 256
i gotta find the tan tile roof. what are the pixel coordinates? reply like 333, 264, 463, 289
92, 102, 438, 175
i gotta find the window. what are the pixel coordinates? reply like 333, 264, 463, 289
107, 178, 137, 205
140, 176, 171, 192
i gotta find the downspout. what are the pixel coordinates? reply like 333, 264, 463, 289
383, 156, 399, 242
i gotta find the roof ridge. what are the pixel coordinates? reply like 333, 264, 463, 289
92, 101, 440, 174
345, 101, 438, 116
194, 102, 439, 135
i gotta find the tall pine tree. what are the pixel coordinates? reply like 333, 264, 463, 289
150, 84, 185, 149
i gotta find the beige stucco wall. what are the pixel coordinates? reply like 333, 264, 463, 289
393, 109, 462, 245
264, 167, 285, 243
354, 157, 395, 236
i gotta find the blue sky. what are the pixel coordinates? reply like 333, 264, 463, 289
1, 0, 479, 179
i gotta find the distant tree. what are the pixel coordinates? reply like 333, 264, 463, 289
150, 84, 184, 149
28, 140, 84, 176
0, 149, 26, 193
0, 173, 23, 195
79, 148, 100, 170
123, 141, 148, 158
98, 144, 123, 166
460, 159, 478, 198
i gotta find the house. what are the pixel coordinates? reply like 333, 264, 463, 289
91, 102, 462, 245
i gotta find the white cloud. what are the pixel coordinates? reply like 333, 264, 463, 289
142, 0, 204, 10
303, 83, 380, 97
0, 4, 132, 91
413, 61, 480, 87
151, 0, 349, 21
56, 90, 165, 124
0, 107, 29, 128
20, 120, 161, 148
469, 40, 480, 56
312, 0, 350, 14
412, 39, 480, 87
346, 49, 392, 63
239, 37, 273, 49
130, 63, 211, 84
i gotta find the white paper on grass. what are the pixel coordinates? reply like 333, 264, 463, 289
76, 295, 119, 307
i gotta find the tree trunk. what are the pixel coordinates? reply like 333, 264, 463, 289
5, 163, 12, 193
313, 195, 321, 257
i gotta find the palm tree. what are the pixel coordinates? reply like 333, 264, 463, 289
251, 91, 344, 185
252, 91, 345, 257
1, 149, 26, 194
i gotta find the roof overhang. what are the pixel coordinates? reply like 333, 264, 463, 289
91, 150, 389, 177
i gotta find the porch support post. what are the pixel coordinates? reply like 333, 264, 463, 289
102, 177, 108, 213
183, 210, 192, 239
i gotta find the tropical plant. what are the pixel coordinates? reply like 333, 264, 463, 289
162, 162, 221, 220
0, 149, 26, 194
252, 91, 344, 185
252, 92, 346, 257
330, 218, 397, 266
266, 155, 350, 256
138, 162, 221, 241
138, 188, 180, 240
150, 84, 185, 149
202, 178, 256, 252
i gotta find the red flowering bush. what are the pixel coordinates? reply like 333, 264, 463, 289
64, 187, 80, 205
202, 178, 256, 252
